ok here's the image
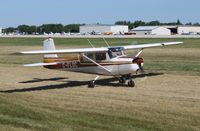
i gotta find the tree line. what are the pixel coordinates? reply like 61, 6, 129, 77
115, 20, 200, 29
2, 20, 200, 34
3, 24, 81, 34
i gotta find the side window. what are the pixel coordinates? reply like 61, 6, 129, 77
85, 53, 94, 59
116, 51, 122, 56
95, 52, 106, 61
83, 53, 95, 62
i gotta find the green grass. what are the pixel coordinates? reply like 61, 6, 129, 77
0, 92, 199, 131
0, 37, 200, 48
0, 37, 200, 131
0, 37, 200, 74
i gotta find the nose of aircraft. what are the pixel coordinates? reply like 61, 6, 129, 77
132, 58, 144, 72
132, 57, 144, 64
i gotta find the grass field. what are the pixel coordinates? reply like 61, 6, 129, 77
1, 37, 200, 75
0, 37, 200, 131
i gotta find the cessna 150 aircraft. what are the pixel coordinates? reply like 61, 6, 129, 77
21, 38, 182, 88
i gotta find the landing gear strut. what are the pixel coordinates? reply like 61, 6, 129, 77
88, 81, 95, 88
118, 75, 135, 87
88, 75, 100, 88
118, 76, 126, 84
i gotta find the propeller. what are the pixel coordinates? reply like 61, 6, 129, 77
132, 49, 145, 73
133, 57, 144, 73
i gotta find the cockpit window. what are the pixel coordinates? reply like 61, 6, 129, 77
84, 53, 94, 60
83, 52, 107, 62
95, 52, 106, 61
108, 47, 125, 58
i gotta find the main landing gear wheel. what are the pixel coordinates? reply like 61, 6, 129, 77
88, 81, 95, 88
88, 75, 99, 88
127, 80, 135, 87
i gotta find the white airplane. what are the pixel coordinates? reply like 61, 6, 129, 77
21, 38, 183, 88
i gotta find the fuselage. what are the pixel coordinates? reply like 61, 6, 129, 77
44, 54, 144, 76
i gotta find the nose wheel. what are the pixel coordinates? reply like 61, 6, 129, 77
127, 80, 135, 87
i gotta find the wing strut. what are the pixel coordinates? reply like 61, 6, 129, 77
134, 48, 144, 58
82, 54, 112, 74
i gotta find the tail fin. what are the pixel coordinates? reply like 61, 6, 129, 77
43, 38, 58, 58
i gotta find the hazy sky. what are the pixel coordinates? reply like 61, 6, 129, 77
0, 0, 199, 27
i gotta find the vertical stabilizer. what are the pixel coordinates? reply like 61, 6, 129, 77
43, 38, 58, 58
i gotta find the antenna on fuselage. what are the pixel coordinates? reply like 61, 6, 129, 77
87, 39, 95, 48
103, 37, 110, 47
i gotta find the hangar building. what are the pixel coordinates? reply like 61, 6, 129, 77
80, 24, 128, 35
163, 26, 178, 35
132, 26, 171, 35
0, 28, 2, 34
177, 26, 200, 34
162, 26, 200, 35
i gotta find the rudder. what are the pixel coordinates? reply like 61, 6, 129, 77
43, 38, 58, 58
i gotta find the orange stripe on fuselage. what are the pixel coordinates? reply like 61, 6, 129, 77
43, 57, 143, 69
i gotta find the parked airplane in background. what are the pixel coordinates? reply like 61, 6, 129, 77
21, 38, 182, 88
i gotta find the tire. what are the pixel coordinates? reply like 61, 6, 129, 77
88, 81, 95, 88
128, 80, 135, 87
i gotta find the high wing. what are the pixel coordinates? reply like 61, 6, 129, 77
20, 42, 182, 55
123, 42, 183, 50
21, 47, 108, 55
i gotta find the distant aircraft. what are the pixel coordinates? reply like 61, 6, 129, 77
21, 38, 182, 88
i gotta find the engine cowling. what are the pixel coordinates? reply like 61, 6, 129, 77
132, 57, 144, 72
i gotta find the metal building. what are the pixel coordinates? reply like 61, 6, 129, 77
177, 26, 200, 35
132, 26, 171, 35
80, 24, 128, 35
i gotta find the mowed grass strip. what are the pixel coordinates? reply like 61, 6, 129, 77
0, 37, 200, 131
1, 87, 199, 131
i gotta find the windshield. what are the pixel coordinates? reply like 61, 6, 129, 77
108, 47, 126, 58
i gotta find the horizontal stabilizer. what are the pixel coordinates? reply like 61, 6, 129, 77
24, 62, 58, 67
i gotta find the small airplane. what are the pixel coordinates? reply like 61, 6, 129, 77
20, 38, 183, 88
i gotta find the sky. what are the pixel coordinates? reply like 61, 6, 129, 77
0, 0, 200, 28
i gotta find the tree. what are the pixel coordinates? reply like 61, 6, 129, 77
18, 25, 30, 34
133, 20, 146, 27
186, 22, 192, 25
115, 21, 131, 25
64, 24, 80, 33
128, 23, 135, 29
3, 27, 17, 33
39, 24, 64, 33
177, 19, 182, 25
146, 20, 160, 26
193, 22, 200, 26
115, 21, 134, 29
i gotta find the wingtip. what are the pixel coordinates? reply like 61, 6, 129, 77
10, 52, 24, 55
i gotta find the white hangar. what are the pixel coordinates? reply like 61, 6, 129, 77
80, 24, 129, 35
177, 26, 200, 34
132, 26, 171, 35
